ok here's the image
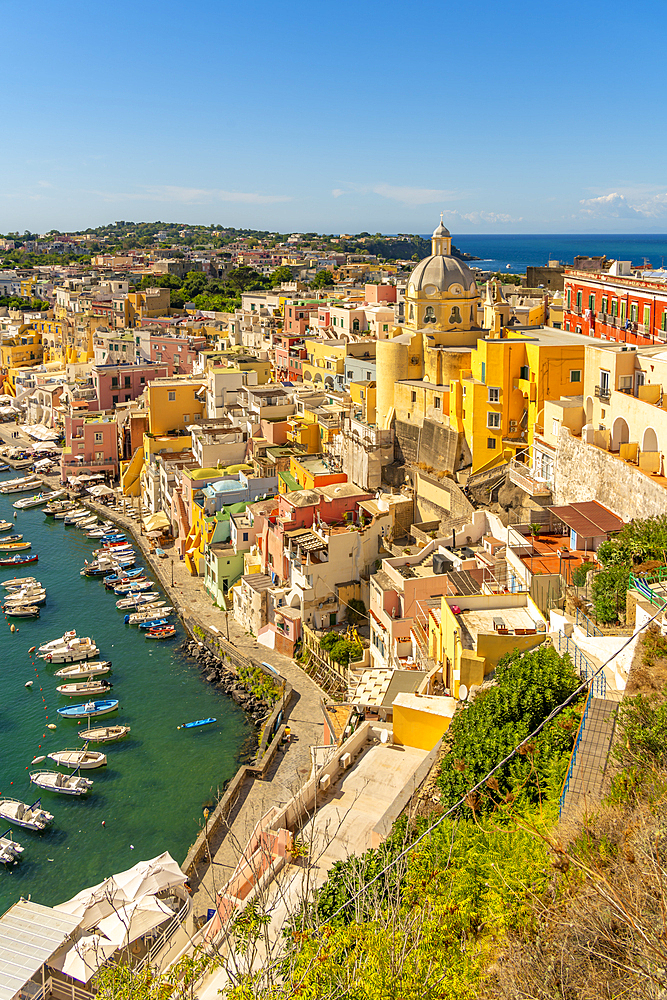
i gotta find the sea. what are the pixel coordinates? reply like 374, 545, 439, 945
419, 233, 667, 275
0, 482, 249, 914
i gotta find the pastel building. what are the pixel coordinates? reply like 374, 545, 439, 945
61, 413, 118, 480
92, 362, 168, 410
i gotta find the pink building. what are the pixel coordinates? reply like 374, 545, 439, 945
149, 333, 207, 375
364, 283, 397, 304
61, 413, 119, 481
92, 363, 168, 410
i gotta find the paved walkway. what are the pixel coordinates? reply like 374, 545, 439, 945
0, 429, 329, 919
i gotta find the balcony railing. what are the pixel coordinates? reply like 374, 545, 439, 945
594, 385, 611, 402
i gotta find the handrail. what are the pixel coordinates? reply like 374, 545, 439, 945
630, 574, 667, 608
557, 631, 606, 697
559, 682, 594, 816
575, 607, 603, 637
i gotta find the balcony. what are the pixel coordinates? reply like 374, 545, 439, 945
508, 458, 553, 497
594, 385, 611, 403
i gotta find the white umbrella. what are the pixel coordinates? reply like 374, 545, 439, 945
52, 932, 118, 984
111, 851, 187, 900
94, 895, 174, 948
54, 876, 132, 926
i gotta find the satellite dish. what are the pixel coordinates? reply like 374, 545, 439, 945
380, 729, 389, 744
458, 684, 468, 701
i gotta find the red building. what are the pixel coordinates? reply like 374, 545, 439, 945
149, 332, 207, 375
274, 334, 307, 381
563, 263, 667, 346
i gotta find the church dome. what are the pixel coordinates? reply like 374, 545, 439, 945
433, 220, 450, 238
408, 254, 477, 295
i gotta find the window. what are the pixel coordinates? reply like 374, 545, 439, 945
78, 443, 84, 451
411, 391, 417, 403
566, 288, 571, 309
588, 293, 595, 311
487, 437, 496, 449
168, 391, 176, 401
481, 361, 486, 383
124, 394, 130, 402
570, 370, 581, 383
347, 370, 353, 379
94, 432, 103, 443
183, 414, 189, 423
111, 377, 118, 388
366, 371, 371, 379
434, 396, 441, 409
576, 290, 582, 310
552, 418, 560, 436
488, 387, 500, 403
95, 451, 103, 460
600, 369, 610, 393
576, 325, 582, 335
382, 324, 388, 332
140, 376, 145, 384
662, 312, 667, 333
487, 412, 501, 429
644, 304, 651, 328
243, 532, 248, 541
124, 376, 131, 387
611, 299, 618, 317
630, 302, 638, 322
112, 395, 118, 405
519, 364, 529, 381
601, 296, 608, 314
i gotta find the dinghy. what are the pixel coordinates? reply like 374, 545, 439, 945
138, 618, 168, 630
0, 830, 24, 863
56, 678, 112, 697
54, 660, 112, 679
78, 725, 130, 743
57, 699, 118, 720
116, 593, 160, 609
0, 797, 54, 830
30, 770, 93, 795
146, 626, 176, 639
0, 541, 31, 552
0, 520, 15, 533
177, 718, 216, 730
3, 576, 37, 588
48, 746, 107, 769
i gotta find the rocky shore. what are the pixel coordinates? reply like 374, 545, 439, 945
179, 638, 274, 729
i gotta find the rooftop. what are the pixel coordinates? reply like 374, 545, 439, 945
0, 900, 80, 1000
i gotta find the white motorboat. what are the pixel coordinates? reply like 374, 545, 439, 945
0, 476, 41, 495
78, 725, 130, 743
116, 593, 160, 609
0, 831, 24, 863
30, 770, 93, 795
0, 797, 54, 830
0, 520, 15, 532
48, 747, 107, 769
38, 630, 77, 654
127, 607, 173, 625
40, 638, 99, 663
13, 490, 65, 510
4, 604, 40, 618
54, 660, 112, 679
2, 576, 37, 588
56, 678, 112, 697
75, 517, 98, 530
63, 510, 89, 524
3, 590, 46, 607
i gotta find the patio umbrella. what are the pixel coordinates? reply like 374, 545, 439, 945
111, 851, 187, 900
53, 932, 118, 984
54, 876, 132, 926
94, 896, 174, 948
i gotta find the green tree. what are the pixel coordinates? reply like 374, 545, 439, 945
268, 265, 294, 286
311, 269, 334, 288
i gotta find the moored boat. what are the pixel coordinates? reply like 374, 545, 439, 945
0, 520, 15, 532
78, 724, 130, 743
177, 717, 216, 730
39, 634, 99, 663
0, 541, 31, 552
0, 476, 41, 494
0, 553, 38, 566
56, 678, 112, 697
54, 660, 112, 679
2, 575, 37, 588
44, 500, 76, 516
125, 606, 172, 625
0, 830, 24, 863
114, 580, 152, 595
138, 618, 168, 630
146, 626, 176, 639
4, 604, 39, 618
48, 746, 107, 769
30, 770, 93, 795
0, 797, 54, 830
116, 592, 160, 609
13, 490, 65, 510
57, 699, 118, 720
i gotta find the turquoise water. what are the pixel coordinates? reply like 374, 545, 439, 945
0, 480, 250, 913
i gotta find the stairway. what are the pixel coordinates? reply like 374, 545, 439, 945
560, 695, 620, 823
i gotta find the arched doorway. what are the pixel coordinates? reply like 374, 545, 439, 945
642, 427, 659, 453
585, 396, 594, 424
611, 416, 630, 451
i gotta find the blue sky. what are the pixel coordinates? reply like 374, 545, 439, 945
2, 0, 666, 234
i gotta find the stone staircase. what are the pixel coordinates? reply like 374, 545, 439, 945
559, 693, 621, 824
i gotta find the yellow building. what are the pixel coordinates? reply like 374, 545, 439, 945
0, 330, 43, 370
145, 378, 205, 436
301, 340, 346, 389
349, 380, 376, 424
213, 352, 271, 384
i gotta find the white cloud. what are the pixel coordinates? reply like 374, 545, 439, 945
331, 188, 345, 198
579, 190, 667, 219
90, 185, 291, 205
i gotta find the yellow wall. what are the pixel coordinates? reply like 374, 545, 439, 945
1, 331, 43, 369
145, 380, 204, 436
393, 698, 453, 751
301, 341, 345, 386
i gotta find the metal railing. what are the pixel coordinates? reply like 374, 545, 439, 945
559, 682, 594, 816
629, 573, 667, 608
557, 631, 606, 697
594, 384, 611, 402
575, 607, 603, 637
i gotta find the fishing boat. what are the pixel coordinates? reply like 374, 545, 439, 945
78, 725, 130, 743
0, 831, 24, 863
0, 541, 31, 552
0, 553, 38, 566
116, 593, 160, 609
56, 678, 112, 697
0, 797, 54, 830
177, 718, 216, 730
125, 606, 172, 625
114, 580, 152, 595
30, 770, 93, 796
54, 660, 112, 679
13, 490, 65, 510
103, 567, 144, 586
57, 699, 118, 720
0, 476, 41, 494
2, 576, 37, 588
146, 626, 176, 639
48, 746, 107, 769
4, 604, 40, 619
0, 520, 14, 532
44, 500, 76, 516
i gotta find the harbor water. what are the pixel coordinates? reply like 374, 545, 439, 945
0, 480, 250, 914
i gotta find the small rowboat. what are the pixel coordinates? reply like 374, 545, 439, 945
0, 534, 23, 543
0, 797, 53, 830
78, 725, 130, 743
57, 699, 118, 720
177, 718, 216, 730
0, 541, 31, 552
0, 830, 24, 863
0, 521, 15, 533
146, 626, 176, 639
30, 769, 93, 795
54, 660, 112, 679
48, 747, 107, 769
125, 606, 172, 625
56, 679, 112, 698
116, 593, 159, 609
0, 554, 38, 566
138, 618, 168, 630
114, 581, 152, 595
2, 576, 37, 588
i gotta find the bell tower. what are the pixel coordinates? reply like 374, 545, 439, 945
431, 213, 452, 256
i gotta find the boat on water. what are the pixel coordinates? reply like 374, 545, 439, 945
116, 593, 160, 609
138, 617, 169, 630
0, 553, 38, 566
0, 797, 54, 830
3, 589, 46, 607
0, 476, 41, 494
0, 534, 22, 543
114, 580, 152, 595
57, 699, 118, 720
75, 517, 98, 530
56, 678, 112, 697
54, 660, 112, 679
103, 567, 144, 586
63, 510, 89, 525
178, 718, 216, 730
0, 520, 15, 532
146, 626, 176, 639
44, 500, 76, 516
13, 490, 65, 510
41, 640, 100, 664
2, 575, 37, 588
0, 541, 31, 552
30, 770, 93, 795
48, 746, 107, 769
0, 830, 24, 863
125, 606, 172, 625
78, 724, 130, 743
4, 604, 39, 619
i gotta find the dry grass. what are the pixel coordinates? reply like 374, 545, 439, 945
625, 624, 667, 697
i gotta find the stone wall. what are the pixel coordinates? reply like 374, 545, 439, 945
393, 417, 463, 473
555, 427, 667, 520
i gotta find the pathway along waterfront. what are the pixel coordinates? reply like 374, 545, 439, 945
0, 474, 250, 914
